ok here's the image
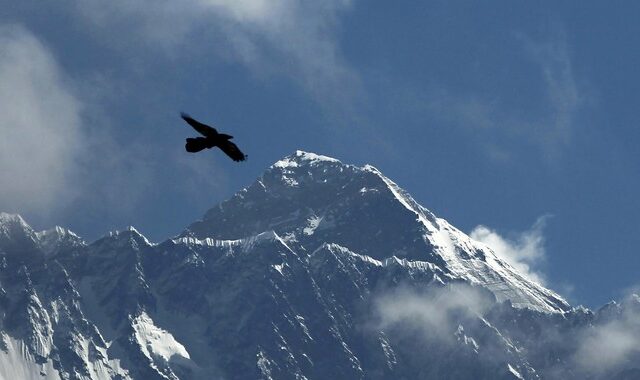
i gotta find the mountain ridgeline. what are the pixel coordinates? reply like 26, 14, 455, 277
0, 151, 638, 380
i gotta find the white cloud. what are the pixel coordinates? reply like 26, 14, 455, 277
373, 284, 493, 343
470, 217, 548, 285
0, 24, 174, 227
0, 24, 84, 216
207, 0, 358, 107
371, 283, 640, 377
573, 293, 640, 375
72, 0, 358, 108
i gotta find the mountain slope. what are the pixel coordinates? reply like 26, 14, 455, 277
0, 152, 637, 380
185, 151, 567, 313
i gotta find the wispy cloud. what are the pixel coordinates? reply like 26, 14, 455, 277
0, 23, 221, 230
573, 292, 640, 375
521, 30, 583, 156
372, 283, 640, 378
470, 217, 549, 285
372, 283, 494, 344
426, 28, 585, 161
71, 0, 358, 110
0, 24, 84, 216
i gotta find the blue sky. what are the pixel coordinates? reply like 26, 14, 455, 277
1, 1, 638, 307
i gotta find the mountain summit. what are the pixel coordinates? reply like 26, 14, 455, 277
0, 151, 637, 380
186, 150, 567, 313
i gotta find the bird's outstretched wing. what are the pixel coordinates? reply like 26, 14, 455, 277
218, 140, 247, 162
181, 113, 218, 137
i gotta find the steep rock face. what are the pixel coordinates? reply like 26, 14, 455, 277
0, 153, 638, 380
0, 214, 129, 380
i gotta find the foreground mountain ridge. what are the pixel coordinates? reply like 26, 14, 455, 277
0, 151, 638, 380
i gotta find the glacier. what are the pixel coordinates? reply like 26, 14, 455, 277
0, 151, 638, 379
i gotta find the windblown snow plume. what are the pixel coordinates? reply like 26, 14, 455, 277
470, 217, 548, 285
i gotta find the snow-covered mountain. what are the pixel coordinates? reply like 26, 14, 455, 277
185, 151, 567, 313
0, 151, 638, 380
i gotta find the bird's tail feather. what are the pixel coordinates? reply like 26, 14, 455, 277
185, 137, 209, 153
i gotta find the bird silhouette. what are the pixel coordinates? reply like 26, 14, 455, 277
181, 113, 247, 162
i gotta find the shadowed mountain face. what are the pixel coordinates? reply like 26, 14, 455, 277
0, 151, 638, 380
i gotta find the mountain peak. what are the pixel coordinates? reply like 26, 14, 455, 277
5, 154, 630, 380
272, 150, 341, 169
101, 226, 153, 249
186, 151, 569, 313
0, 212, 29, 228
36, 225, 82, 240
35, 226, 85, 255
0, 212, 37, 247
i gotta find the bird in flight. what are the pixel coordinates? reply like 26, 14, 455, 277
180, 113, 247, 162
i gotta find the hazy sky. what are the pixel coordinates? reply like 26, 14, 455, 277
1, 1, 638, 308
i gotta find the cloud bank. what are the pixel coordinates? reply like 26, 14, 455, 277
373, 283, 494, 344
0, 23, 227, 231
371, 283, 640, 379
0, 25, 84, 216
574, 293, 640, 375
